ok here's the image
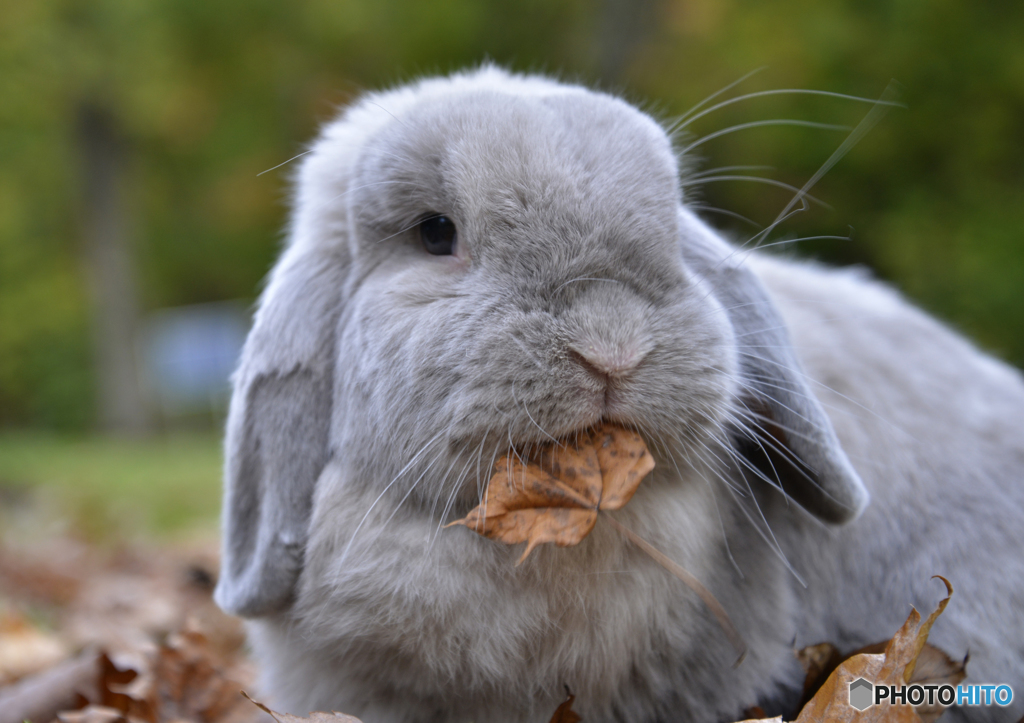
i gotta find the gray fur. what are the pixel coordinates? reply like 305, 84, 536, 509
215, 66, 1024, 721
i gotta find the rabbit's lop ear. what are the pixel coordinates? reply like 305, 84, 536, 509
214, 235, 347, 617
679, 211, 869, 524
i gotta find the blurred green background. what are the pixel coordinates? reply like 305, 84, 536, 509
1, 0, 1022, 535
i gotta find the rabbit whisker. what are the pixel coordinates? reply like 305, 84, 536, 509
721, 199, 809, 265
686, 164, 776, 179
511, 381, 561, 445
337, 429, 448, 566
687, 204, 762, 228
728, 406, 821, 447
746, 234, 851, 252
726, 420, 789, 496
426, 444, 469, 522
671, 67, 768, 128
726, 409, 835, 503
473, 432, 492, 500
687, 435, 806, 584
672, 87, 905, 134
373, 218, 431, 245
479, 437, 507, 528
680, 119, 852, 156
768, 80, 902, 232
681, 175, 830, 210
366, 100, 407, 126
719, 373, 824, 433
430, 454, 478, 546
660, 427, 745, 577
684, 432, 747, 497
718, 81, 902, 268
304, 442, 450, 634
370, 445, 449, 548
258, 149, 315, 177
735, 350, 912, 439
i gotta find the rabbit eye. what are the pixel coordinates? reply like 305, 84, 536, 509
419, 215, 457, 255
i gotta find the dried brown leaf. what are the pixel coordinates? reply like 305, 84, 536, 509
796, 636, 966, 719
795, 642, 843, 710
0, 609, 69, 685
145, 630, 253, 722
58, 705, 132, 723
73, 630, 254, 723
242, 690, 363, 723
794, 577, 955, 723
95, 652, 141, 715
906, 645, 967, 723
447, 423, 654, 562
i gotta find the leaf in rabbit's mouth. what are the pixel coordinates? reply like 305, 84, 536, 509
446, 422, 654, 563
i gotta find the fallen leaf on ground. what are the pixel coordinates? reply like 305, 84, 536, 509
900, 645, 967, 723
795, 642, 843, 710
58, 705, 129, 723
795, 634, 966, 720
243, 690, 363, 722
447, 423, 654, 563
113, 629, 254, 723
49, 628, 258, 723
0, 608, 69, 685
794, 577, 956, 723
0, 530, 261, 723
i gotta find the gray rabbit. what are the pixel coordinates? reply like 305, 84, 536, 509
215, 67, 1024, 722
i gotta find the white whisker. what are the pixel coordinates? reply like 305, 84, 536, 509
680, 120, 851, 156
674, 88, 905, 133
682, 175, 829, 209
672, 67, 768, 128
338, 429, 448, 566
258, 149, 314, 176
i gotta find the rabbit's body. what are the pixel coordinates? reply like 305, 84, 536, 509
757, 254, 1024, 659
216, 67, 1024, 721
761, 253, 1024, 702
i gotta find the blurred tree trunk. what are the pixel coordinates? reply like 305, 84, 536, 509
77, 102, 152, 436
596, 0, 660, 83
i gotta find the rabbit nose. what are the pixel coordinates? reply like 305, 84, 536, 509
562, 284, 653, 380
570, 339, 649, 378
572, 343, 645, 377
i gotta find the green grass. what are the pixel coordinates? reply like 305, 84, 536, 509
0, 431, 223, 541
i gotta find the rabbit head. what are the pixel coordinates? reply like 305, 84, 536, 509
214, 65, 867, 680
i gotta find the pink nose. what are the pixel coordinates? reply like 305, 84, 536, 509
572, 342, 647, 378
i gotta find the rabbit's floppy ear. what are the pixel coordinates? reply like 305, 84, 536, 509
213, 242, 347, 617
214, 127, 357, 616
678, 210, 869, 524
212, 92, 421, 616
